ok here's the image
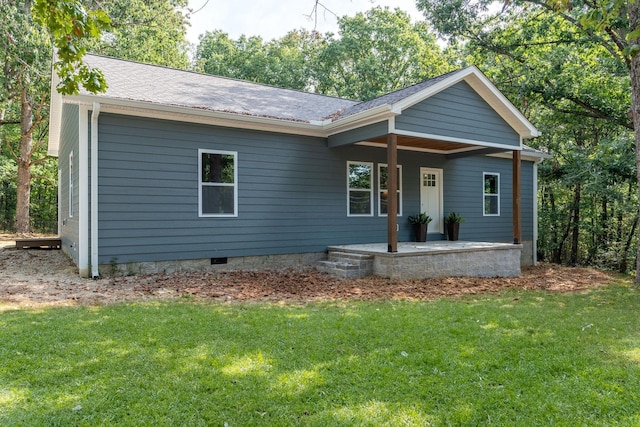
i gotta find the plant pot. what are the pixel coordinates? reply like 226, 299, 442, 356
414, 223, 427, 242
446, 222, 460, 241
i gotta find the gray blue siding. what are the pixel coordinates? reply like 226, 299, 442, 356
98, 114, 388, 263
395, 81, 520, 148
442, 156, 534, 242
58, 104, 80, 263
328, 121, 389, 147
96, 113, 534, 264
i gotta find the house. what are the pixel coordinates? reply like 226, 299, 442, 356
48, 54, 544, 278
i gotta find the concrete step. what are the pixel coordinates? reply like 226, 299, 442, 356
328, 251, 374, 263
317, 251, 375, 279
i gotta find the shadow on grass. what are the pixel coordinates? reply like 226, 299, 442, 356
1, 285, 640, 425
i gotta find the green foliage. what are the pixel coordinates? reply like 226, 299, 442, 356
84, 0, 190, 69
32, 0, 111, 95
195, 7, 454, 100
416, 0, 639, 273
408, 212, 432, 224
1, 285, 640, 424
1, 0, 191, 233
0, 157, 17, 231
315, 7, 454, 100
196, 29, 324, 90
445, 211, 465, 224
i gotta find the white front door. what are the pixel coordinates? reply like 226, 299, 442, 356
420, 167, 443, 234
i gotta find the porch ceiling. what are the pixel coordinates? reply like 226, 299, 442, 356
367, 134, 477, 153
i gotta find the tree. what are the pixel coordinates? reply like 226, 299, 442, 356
195, 7, 453, 100
315, 7, 453, 100
2, 1, 57, 233
417, 0, 640, 278
1, 0, 190, 233
195, 29, 324, 91
84, 0, 190, 69
32, 0, 111, 95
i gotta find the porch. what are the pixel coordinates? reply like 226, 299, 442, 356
318, 241, 522, 280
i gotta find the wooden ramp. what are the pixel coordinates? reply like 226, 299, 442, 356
15, 238, 62, 249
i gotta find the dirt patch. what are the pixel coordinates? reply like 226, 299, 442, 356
0, 243, 617, 309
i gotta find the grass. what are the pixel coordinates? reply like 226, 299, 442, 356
1, 281, 640, 426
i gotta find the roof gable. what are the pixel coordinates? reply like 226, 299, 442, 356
341, 66, 539, 139
393, 79, 522, 149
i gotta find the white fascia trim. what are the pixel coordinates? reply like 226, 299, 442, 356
324, 104, 397, 135
90, 103, 101, 279
66, 95, 327, 138
390, 66, 540, 139
393, 128, 522, 151
489, 152, 549, 162
48, 71, 63, 156
78, 105, 90, 275
64, 95, 399, 139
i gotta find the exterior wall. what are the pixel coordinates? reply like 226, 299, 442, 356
395, 81, 521, 148
58, 104, 80, 264
328, 121, 388, 147
97, 114, 399, 265
94, 113, 536, 267
441, 155, 535, 243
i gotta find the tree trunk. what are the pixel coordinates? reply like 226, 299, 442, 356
570, 183, 581, 266
14, 87, 32, 234
621, 213, 638, 274
630, 1, 640, 283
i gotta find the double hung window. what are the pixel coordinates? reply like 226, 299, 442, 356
199, 149, 237, 217
378, 164, 402, 216
483, 172, 500, 216
347, 162, 373, 216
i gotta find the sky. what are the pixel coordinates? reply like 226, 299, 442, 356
185, 0, 425, 44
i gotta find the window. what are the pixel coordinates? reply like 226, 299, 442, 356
199, 149, 237, 217
424, 172, 437, 188
347, 162, 373, 216
378, 164, 402, 216
483, 172, 500, 216
69, 151, 74, 218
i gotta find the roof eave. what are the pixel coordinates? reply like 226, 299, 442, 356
324, 104, 397, 135
62, 94, 329, 137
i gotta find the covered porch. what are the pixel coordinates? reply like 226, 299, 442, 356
319, 241, 522, 280
326, 68, 541, 259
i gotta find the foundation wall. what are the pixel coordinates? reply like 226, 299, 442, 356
100, 252, 327, 277
373, 246, 522, 280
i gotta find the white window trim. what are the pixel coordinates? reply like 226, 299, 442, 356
69, 151, 74, 218
378, 163, 402, 217
198, 149, 238, 218
347, 161, 374, 217
483, 172, 500, 216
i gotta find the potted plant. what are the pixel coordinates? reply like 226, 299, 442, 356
408, 212, 432, 242
445, 211, 464, 241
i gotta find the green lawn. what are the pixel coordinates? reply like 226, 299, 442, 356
1, 281, 639, 426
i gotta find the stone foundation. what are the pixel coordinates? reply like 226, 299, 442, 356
99, 252, 327, 277
372, 245, 521, 280
520, 240, 534, 266
316, 252, 374, 279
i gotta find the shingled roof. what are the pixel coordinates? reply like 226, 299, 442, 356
49, 55, 540, 156
335, 69, 461, 120
82, 54, 358, 123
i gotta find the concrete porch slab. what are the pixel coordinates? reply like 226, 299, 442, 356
327, 241, 522, 280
